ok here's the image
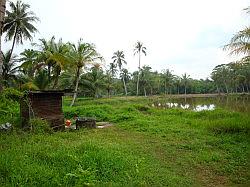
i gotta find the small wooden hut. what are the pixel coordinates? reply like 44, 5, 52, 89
20, 91, 65, 130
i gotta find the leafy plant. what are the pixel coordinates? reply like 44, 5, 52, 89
29, 118, 52, 134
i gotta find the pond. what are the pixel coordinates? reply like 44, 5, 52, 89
151, 96, 250, 114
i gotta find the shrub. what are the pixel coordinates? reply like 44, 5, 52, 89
29, 118, 53, 134
133, 104, 150, 112
1, 88, 23, 102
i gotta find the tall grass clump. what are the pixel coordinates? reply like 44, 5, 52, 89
29, 118, 53, 134
208, 117, 250, 134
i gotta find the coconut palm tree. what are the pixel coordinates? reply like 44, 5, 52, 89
109, 62, 117, 78
3, 0, 39, 58
181, 73, 190, 96
36, 37, 55, 83
19, 49, 40, 78
223, 7, 250, 62
2, 50, 19, 87
173, 76, 181, 94
134, 41, 146, 96
112, 50, 128, 95
140, 65, 152, 96
68, 39, 102, 106
0, 0, 7, 91
81, 63, 105, 98
211, 64, 231, 94
162, 69, 174, 95
35, 37, 70, 88
50, 38, 70, 89
223, 27, 250, 57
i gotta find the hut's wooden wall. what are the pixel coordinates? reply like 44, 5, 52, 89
20, 92, 64, 130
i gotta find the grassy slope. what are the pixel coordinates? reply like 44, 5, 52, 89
0, 97, 249, 186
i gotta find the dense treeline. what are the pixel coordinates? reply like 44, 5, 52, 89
0, 1, 249, 103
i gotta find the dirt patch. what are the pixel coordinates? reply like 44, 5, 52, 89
196, 166, 229, 187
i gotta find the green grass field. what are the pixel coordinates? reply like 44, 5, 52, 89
0, 96, 249, 186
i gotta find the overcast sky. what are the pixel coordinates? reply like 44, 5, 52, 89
2, 0, 250, 79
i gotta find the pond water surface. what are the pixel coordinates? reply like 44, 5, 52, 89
152, 96, 250, 114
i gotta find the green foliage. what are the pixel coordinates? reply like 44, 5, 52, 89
1, 88, 23, 101
29, 118, 52, 134
0, 89, 21, 125
133, 104, 150, 112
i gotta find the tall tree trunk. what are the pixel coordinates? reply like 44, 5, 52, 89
122, 76, 127, 96
241, 84, 245, 93
157, 80, 160, 94
224, 82, 229, 94
0, 0, 6, 92
48, 63, 52, 84
70, 67, 80, 107
216, 85, 220, 94
164, 81, 167, 96
184, 85, 187, 96
144, 87, 147, 97
246, 84, 249, 93
136, 52, 141, 96
52, 68, 61, 89
9, 27, 18, 58
107, 88, 110, 98
52, 75, 59, 89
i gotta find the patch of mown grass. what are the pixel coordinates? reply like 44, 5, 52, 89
1, 96, 249, 186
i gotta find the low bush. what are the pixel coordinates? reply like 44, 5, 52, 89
29, 118, 53, 134
1, 88, 23, 102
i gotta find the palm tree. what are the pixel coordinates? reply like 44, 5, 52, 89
173, 76, 181, 94
104, 69, 113, 97
134, 41, 146, 96
119, 68, 130, 95
35, 37, 70, 88
0, 0, 7, 91
50, 38, 70, 89
3, 0, 39, 58
68, 39, 101, 106
109, 62, 117, 78
2, 50, 19, 87
223, 7, 250, 62
162, 69, 174, 95
211, 64, 231, 94
181, 73, 190, 96
81, 63, 105, 98
19, 49, 40, 78
112, 50, 128, 95
223, 27, 250, 57
33, 69, 49, 90
36, 37, 54, 83
140, 66, 152, 97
